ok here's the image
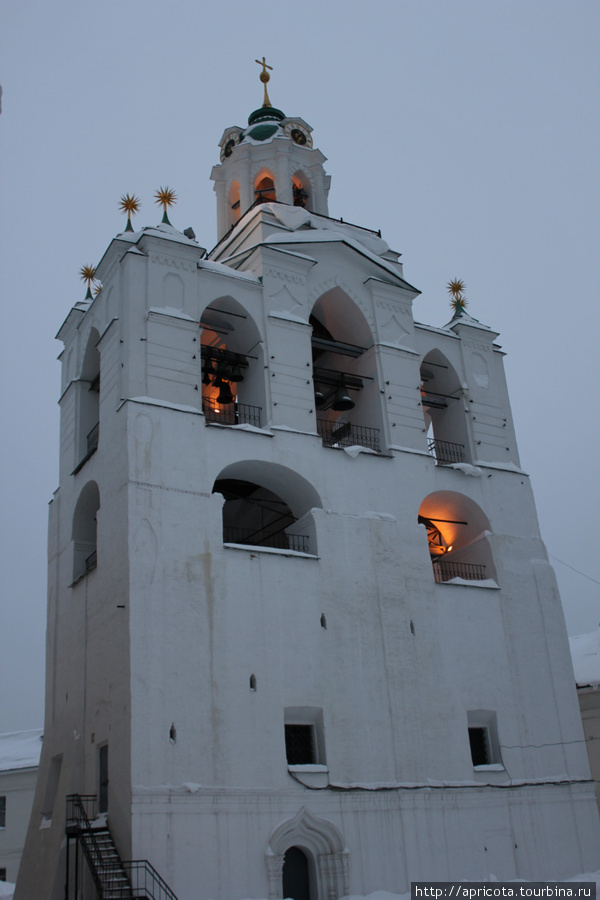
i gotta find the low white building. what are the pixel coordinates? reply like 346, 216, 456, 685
570, 629, 600, 811
0, 730, 42, 885
16, 70, 600, 900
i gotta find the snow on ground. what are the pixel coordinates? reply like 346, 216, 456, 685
0, 729, 43, 772
0, 883, 15, 900
570, 628, 600, 687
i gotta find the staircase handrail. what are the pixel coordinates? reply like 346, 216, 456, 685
65, 794, 106, 896
121, 859, 179, 900
66, 794, 179, 899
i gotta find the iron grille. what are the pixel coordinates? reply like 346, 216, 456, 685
203, 399, 261, 428
317, 419, 380, 452
433, 560, 487, 583
223, 526, 309, 554
428, 438, 465, 465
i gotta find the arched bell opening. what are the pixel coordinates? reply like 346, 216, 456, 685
72, 481, 100, 582
420, 349, 471, 464
76, 328, 101, 467
418, 491, 496, 584
311, 288, 381, 452
213, 461, 321, 555
254, 170, 277, 205
292, 171, 312, 211
200, 298, 265, 428
227, 180, 241, 229
282, 845, 316, 900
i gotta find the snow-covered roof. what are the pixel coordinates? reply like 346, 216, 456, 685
0, 729, 43, 772
570, 628, 600, 688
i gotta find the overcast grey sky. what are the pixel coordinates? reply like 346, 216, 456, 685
1, 0, 598, 733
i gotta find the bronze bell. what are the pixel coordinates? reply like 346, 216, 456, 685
332, 385, 354, 411
217, 380, 234, 405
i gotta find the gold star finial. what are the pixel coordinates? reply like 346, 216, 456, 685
255, 56, 273, 108
154, 186, 177, 225
79, 264, 97, 300
119, 193, 141, 232
447, 279, 468, 315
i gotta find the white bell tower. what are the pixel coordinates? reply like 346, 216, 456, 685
211, 57, 331, 239
15, 59, 600, 900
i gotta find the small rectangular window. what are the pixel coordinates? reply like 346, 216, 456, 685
285, 724, 316, 765
0, 867, 6, 881
283, 707, 326, 767
467, 710, 501, 768
0, 796, 5, 828
468, 727, 490, 766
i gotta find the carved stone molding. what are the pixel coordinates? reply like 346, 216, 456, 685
149, 254, 197, 273
264, 266, 305, 286
266, 806, 349, 900
463, 337, 492, 354
375, 297, 411, 316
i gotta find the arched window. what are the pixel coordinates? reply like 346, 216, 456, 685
213, 461, 321, 555
200, 298, 265, 428
311, 288, 381, 452
254, 173, 276, 204
76, 329, 100, 468
418, 491, 496, 584
227, 180, 241, 229
72, 481, 100, 582
420, 350, 470, 464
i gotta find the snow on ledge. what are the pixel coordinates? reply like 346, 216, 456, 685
148, 306, 196, 321
438, 577, 500, 589
224, 543, 318, 560
268, 310, 310, 325
206, 421, 272, 436
128, 396, 202, 415
473, 459, 528, 475
445, 463, 482, 477
342, 444, 380, 458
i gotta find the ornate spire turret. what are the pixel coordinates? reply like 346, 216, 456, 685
211, 61, 331, 238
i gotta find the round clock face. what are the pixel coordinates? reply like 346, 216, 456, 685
284, 122, 313, 149
220, 131, 241, 162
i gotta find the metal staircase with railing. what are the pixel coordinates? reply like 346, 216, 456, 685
65, 794, 178, 900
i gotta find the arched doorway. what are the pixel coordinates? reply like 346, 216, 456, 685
282, 846, 311, 900
266, 806, 349, 900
